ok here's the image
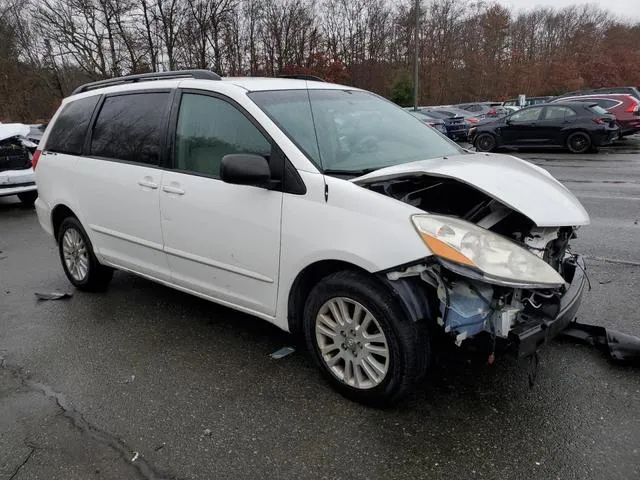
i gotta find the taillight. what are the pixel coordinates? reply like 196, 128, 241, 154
467, 117, 479, 124
625, 100, 639, 113
31, 149, 42, 169
592, 118, 604, 125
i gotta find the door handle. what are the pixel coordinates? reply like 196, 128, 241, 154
138, 177, 159, 189
162, 185, 185, 195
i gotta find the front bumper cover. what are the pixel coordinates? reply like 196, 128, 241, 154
508, 255, 587, 357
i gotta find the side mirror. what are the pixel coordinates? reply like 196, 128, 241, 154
220, 154, 271, 188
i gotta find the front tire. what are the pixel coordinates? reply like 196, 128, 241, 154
302, 271, 429, 407
475, 133, 496, 152
17, 191, 38, 207
566, 131, 591, 154
58, 217, 113, 292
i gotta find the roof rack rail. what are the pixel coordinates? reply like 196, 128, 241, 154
278, 74, 326, 82
71, 69, 221, 95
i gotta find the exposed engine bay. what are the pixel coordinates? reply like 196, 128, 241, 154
367, 175, 584, 353
0, 124, 37, 173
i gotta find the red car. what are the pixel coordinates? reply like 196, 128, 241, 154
552, 94, 640, 136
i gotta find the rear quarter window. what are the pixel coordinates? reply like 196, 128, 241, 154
45, 96, 100, 155
589, 105, 608, 115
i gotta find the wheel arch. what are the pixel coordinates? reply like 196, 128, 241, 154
51, 203, 79, 242
287, 259, 434, 339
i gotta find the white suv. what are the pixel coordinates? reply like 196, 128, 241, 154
35, 70, 589, 405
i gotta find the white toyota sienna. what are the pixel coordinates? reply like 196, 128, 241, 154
34, 70, 589, 405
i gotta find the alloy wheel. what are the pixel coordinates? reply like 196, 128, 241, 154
62, 228, 89, 282
315, 297, 390, 389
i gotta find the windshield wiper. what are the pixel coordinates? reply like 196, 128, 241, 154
323, 167, 388, 177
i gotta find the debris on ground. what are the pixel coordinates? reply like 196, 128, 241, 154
154, 443, 165, 451
122, 375, 135, 384
203, 428, 212, 436
131, 451, 139, 462
269, 346, 295, 359
560, 321, 640, 365
35, 291, 73, 301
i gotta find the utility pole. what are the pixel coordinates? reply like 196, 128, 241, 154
413, 0, 419, 111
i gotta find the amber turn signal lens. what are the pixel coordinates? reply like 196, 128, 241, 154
420, 233, 475, 267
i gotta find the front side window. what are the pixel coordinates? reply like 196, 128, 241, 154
91, 92, 170, 165
510, 107, 543, 123
46, 96, 100, 155
174, 93, 271, 177
250, 89, 463, 173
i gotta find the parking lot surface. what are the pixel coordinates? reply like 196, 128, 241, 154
1, 137, 639, 480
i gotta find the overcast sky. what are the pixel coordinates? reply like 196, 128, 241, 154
496, 0, 640, 22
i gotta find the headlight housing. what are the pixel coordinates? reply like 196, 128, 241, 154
412, 214, 566, 288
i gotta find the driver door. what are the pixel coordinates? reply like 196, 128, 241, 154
501, 106, 544, 146
159, 90, 283, 317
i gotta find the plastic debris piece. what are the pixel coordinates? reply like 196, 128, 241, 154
560, 321, 640, 365
131, 452, 139, 462
269, 346, 295, 359
203, 428, 212, 436
35, 291, 73, 301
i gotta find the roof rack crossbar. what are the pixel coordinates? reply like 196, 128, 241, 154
72, 69, 221, 95
278, 74, 326, 82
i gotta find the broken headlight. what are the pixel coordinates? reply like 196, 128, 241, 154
411, 214, 566, 288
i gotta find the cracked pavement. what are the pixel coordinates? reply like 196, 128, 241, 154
1, 136, 640, 479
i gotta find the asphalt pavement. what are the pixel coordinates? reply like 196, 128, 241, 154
1, 137, 639, 480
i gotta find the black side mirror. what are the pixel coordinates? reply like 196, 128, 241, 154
220, 154, 271, 188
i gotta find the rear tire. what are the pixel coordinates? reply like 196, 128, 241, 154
58, 217, 113, 292
566, 132, 591, 154
302, 270, 429, 407
475, 133, 496, 152
17, 191, 38, 207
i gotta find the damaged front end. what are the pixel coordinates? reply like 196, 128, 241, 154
363, 163, 589, 359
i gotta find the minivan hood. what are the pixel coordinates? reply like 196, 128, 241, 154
352, 153, 590, 227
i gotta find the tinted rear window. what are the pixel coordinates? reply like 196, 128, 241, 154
589, 105, 608, 115
90, 93, 170, 165
46, 96, 99, 155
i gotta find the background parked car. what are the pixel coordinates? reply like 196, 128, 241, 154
405, 109, 448, 135
503, 96, 554, 108
418, 108, 470, 141
555, 86, 640, 102
486, 106, 512, 118
0, 123, 38, 205
429, 106, 485, 124
551, 94, 640, 137
468, 102, 619, 154
455, 102, 502, 116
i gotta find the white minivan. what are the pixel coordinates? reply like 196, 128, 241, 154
34, 70, 589, 405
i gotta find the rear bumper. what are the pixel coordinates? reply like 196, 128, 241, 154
35, 197, 54, 237
447, 128, 470, 141
0, 168, 36, 196
592, 129, 619, 146
508, 256, 587, 357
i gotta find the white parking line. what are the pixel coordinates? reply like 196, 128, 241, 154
585, 256, 640, 267
577, 194, 640, 201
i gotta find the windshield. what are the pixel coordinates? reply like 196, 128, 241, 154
249, 89, 463, 174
